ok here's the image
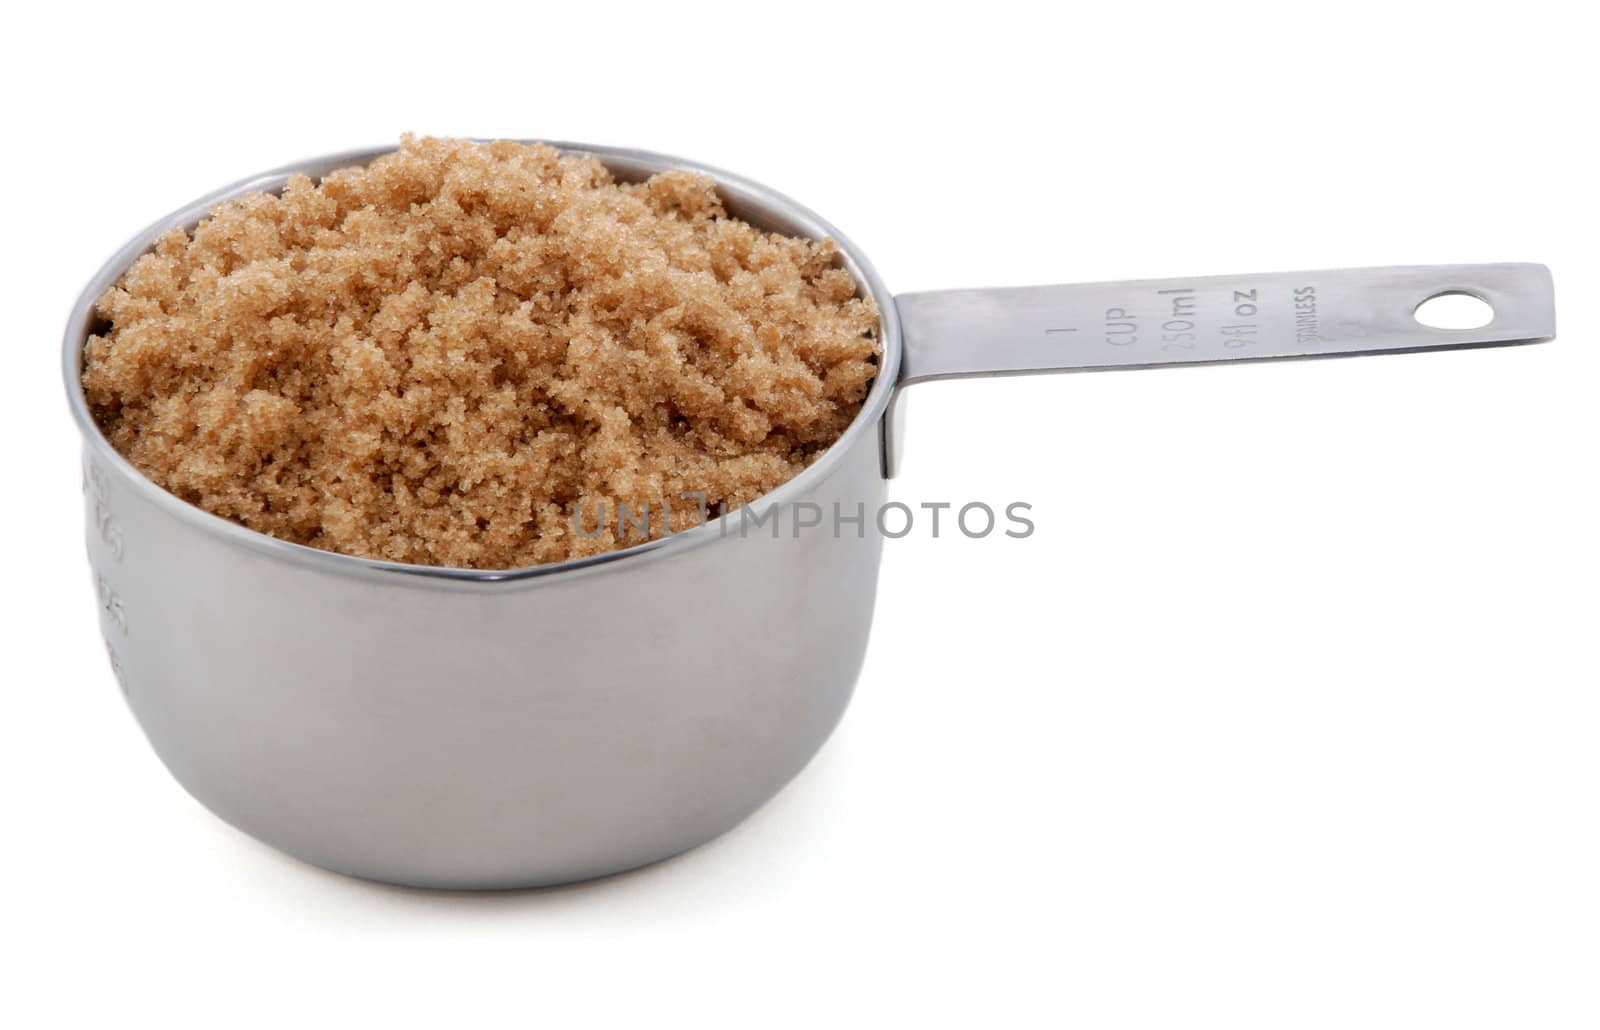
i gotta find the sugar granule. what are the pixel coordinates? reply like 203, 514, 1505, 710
82, 137, 880, 569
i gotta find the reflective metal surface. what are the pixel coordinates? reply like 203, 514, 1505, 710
63, 143, 1556, 888
887, 263, 1555, 474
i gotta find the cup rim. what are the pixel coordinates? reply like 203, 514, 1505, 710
62, 139, 904, 584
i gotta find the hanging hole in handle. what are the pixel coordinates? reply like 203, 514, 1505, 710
1414, 291, 1495, 330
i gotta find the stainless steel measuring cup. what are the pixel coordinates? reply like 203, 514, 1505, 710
63, 142, 1557, 889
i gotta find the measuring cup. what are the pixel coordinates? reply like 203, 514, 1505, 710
62, 142, 1556, 889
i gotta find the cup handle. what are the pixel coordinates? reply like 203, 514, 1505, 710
882, 263, 1556, 477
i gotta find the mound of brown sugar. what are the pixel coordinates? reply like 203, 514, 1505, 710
82, 136, 880, 569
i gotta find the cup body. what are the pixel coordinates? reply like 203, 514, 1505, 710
66, 143, 903, 888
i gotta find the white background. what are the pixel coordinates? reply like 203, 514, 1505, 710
5, 1, 1595, 1026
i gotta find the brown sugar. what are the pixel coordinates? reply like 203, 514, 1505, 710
82, 136, 880, 569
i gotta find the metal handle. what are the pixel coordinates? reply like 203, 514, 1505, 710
883, 263, 1556, 476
